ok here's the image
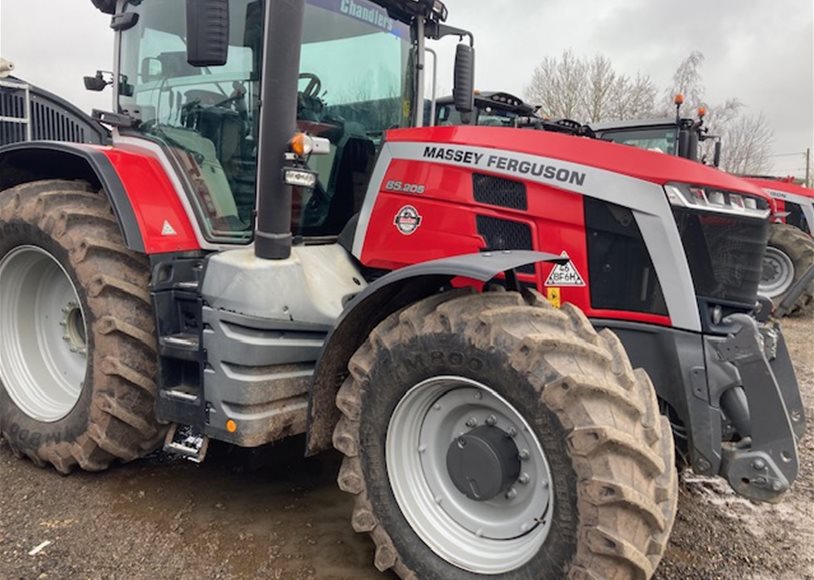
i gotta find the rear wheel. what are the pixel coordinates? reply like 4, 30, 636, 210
334, 290, 677, 579
761, 223, 814, 316
0, 180, 163, 472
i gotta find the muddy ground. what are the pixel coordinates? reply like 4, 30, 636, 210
1, 317, 812, 580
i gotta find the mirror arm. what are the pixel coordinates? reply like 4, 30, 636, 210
426, 22, 474, 46
111, 11, 139, 31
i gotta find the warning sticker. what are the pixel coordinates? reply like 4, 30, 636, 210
546, 287, 561, 308
161, 220, 177, 236
544, 251, 585, 287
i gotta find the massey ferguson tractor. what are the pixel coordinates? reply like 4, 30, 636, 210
592, 105, 814, 316
0, 0, 805, 578
740, 175, 814, 315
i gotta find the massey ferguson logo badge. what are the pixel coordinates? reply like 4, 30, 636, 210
394, 205, 422, 235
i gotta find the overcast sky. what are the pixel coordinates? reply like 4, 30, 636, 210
1, 0, 812, 178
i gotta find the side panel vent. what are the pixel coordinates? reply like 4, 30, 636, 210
476, 215, 535, 274
473, 173, 528, 210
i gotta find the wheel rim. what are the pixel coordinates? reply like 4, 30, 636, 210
386, 376, 554, 575
0, 246, 88, 422
760, 247, 796, 298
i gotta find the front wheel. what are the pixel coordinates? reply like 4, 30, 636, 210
760, 223, 814, 316
334, 290, 677, 579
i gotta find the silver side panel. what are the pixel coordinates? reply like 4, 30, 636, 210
202, 244, 365, 324
201, 244, 366, 445
355, 141, 702, 332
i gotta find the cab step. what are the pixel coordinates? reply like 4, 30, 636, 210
163, 423, 209, 464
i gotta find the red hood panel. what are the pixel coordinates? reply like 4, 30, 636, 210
387, 126, 770, 200
743, 177, 814, 200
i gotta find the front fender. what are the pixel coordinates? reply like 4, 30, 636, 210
305, 250, 565, 455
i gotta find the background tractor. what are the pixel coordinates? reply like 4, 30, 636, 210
0, 0, 805, 578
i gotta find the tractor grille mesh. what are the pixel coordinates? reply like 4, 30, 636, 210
476, 215, 535, 274
473, 174, 528, 210
1, 81, 106, 146
673, 208, 769, 305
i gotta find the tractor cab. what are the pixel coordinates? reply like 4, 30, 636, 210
592, 97, 722, 166
113, 0, 449, 243
434, 91, 537, 127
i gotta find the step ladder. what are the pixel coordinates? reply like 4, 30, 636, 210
0, 77, 33, 144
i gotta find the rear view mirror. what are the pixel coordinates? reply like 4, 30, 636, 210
84, 74, 108, 92
141, 57, 163, 83
713, 140, 722, 167
453, 43, 475, 124
186, 0, 230, 67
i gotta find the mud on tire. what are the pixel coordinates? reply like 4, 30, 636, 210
765, 223, 814, 317
0, 179, 163, 473
334, 289, 678, 579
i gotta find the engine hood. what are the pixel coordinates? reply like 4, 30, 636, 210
743, 177, 814, 200
387, 125, 771, 202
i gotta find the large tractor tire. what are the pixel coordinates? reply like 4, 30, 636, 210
0, 180, 163, 473
761, 223, 814, 317
334, 290, 677, 579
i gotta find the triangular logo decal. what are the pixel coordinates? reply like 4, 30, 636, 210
161, 220, 177, 236
544, 251, 585, 287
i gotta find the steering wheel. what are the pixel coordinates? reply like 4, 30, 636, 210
299, 73, 322, 99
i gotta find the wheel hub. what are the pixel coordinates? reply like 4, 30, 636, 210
446, 425, 521, 501
0, 245, 87, 422
386, 377, 554, 574
760, 247, 796, 298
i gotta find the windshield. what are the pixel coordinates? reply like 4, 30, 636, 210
118, 0, 411, 243
599, 127, 678, 155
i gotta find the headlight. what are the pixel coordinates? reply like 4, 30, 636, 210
665, 183, 771, 219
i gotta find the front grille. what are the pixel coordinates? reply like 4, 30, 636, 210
473, 174, 528, 210
673, 208, 768, 306
476, 215, 535, 274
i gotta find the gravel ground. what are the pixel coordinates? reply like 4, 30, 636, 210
0, 317, 812, 580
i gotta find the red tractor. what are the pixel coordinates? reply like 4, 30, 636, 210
592, 106, 814, 316
0, 1, 804, 578
740, 175, 814, 315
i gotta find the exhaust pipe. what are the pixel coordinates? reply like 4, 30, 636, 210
255, 0, 306, 260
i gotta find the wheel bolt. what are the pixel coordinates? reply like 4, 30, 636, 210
434, 495, 443, 505
518, 449, 530, 461
505, 487, 518, 500
518, 473, 530, 485
466, 417, 478, 428
541, 480, 549, 490
433, 403, 441, 411
474, 391, 482, 400
507, 427, 518, 438
486, 415, 497, 427
418, 445, 426, 454
521, 522, 532, 532
752, 459, 766, 471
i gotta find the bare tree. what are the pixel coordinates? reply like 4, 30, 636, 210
526, 50, 586, 120
525, 51, 656, 122
719, 113, 774, 174
662, 52, 774, 174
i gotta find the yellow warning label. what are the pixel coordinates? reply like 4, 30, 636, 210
546, 287, 561, 308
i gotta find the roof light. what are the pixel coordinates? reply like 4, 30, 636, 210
664, 183, 770, 219
674, 94, 685, 106
698, 106, 707, 118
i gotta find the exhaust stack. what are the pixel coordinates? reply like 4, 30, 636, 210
255, 0, 306, 260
